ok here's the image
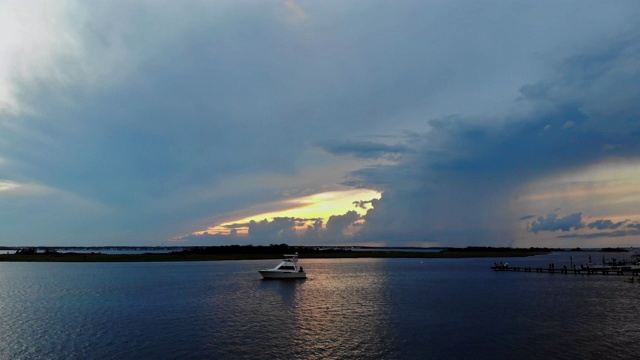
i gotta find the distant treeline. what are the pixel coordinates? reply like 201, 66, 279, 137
445, 246, 632, 253
585, 247, 630, 252
443, 247, 560, 253
181, 244, 352, 255
0, 244, 570, 262
2, 244, 632, 257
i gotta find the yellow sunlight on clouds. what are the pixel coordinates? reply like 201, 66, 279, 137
0, 180, 19, 192
197, 188, 381, 236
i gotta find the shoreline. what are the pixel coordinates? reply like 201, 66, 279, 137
0, 249, 551, 262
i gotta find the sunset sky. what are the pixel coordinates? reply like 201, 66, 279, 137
1, 1, 639, 248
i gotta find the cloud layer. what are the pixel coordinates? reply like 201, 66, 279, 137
0, 1, 638, 246
354, 31, 640, 246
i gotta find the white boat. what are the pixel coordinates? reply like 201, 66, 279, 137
581, 254, 611, 271
259, 253, 306, 279
582, 263, 611, 271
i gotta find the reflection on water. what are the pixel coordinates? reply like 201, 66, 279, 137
1, 255, 640, 359
291, 259, 395, 359
188, 260, 396, 359
232, 259, 396, 359
259, 277, 305, 306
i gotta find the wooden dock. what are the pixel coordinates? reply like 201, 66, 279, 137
491, 264, 640, 276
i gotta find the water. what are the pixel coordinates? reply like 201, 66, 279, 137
0, 253, 639, 359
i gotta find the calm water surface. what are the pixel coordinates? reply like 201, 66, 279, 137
0, 253, 639, 359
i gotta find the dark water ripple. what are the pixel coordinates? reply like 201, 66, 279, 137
1, 253, 640, 359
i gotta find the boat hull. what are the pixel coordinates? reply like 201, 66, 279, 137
259, 270, 306, 279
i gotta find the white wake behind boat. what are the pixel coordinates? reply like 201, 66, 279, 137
259, 253, 306, 279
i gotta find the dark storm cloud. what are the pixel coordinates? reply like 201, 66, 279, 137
325, 210, 362, 238
248, 217, 298, 242
301, 218, 324, 242
354, 32, 640, 245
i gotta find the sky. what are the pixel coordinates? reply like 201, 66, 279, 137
1, 1, 640, 248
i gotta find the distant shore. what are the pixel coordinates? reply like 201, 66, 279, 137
0, 246, 557, 262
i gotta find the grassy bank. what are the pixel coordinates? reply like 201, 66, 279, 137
0, 247, 550, 262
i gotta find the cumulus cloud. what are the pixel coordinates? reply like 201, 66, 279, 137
325, 210, 362, 239
587, 219, 628, 230
353, 199, 375, 209
557, 229, 640, 239
183, 214, 362, 244
301, 218, 324, 242
550, 219, 640, 239
626, 222, 640, 230
513, 216, 640, 240
529, 213, 585, 233
247, 217, 298, 243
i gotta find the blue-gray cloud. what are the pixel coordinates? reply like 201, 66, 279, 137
353, 199, 375, 209
325, 210, 362, 239
302, 219, 324, 242
317, 140, 412, 160
587, 219, 628, 230
247, 218, 298, 243
529, 213, 585, 233
521, 217, 640, 239
557, 230, 640, 239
